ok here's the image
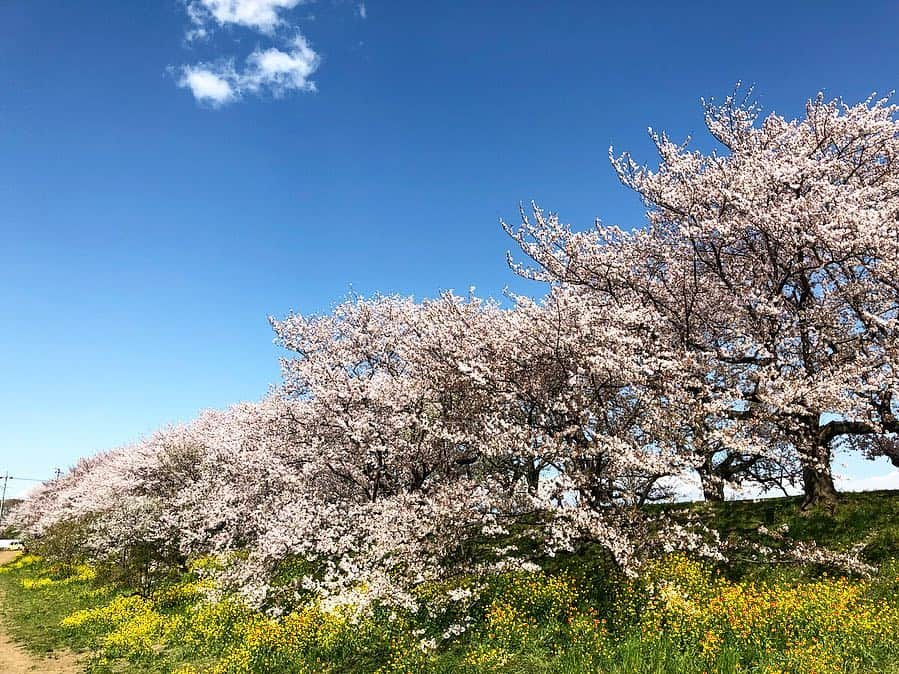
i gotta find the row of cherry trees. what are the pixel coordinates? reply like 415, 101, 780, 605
17, 291, 711, 608
14, 90, 899, 609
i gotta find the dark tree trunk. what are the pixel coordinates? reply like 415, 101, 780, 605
523, 460, 542, 495
799, 443, 838, 511
790, 415, 840, 511
800, 463, 838, 510
699, 470, 725, 502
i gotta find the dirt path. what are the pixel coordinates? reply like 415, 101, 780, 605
0, 550, 22, 567
0, 551, 84, 673
0, 551, 21, 564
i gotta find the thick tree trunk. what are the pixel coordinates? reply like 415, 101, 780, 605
799, 444, 838, 511
699, 470, 725, 502
800, 464, 838, 510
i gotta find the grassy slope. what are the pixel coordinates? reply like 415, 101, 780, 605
679, 489, 899, 566
0, 490, 897, 673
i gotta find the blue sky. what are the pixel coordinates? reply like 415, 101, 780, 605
2, 1, 898, 497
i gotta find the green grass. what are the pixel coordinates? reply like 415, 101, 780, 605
677, 489, 899, 559
0, 557, 210, 673
0, 559, 108, 657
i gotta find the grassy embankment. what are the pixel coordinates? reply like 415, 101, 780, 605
2, 491, 899, 673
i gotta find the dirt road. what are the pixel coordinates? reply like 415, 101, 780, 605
0, 551, 84, 673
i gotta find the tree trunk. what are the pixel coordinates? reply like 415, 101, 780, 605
799, 444, 838, 511
699, 470, 725, 502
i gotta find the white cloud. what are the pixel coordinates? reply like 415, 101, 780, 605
657, 472, 704, 503
178, 64, 238, 106
243, 35, 319, 95
837, 470, 899, 493
178, 35, 320, 105
184, 3, 211, 41
187, 0, 307, 35
175, 0, 357, 106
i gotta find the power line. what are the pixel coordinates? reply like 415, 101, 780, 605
0, 472, 53, 529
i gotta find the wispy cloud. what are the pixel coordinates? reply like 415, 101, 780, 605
176, 0, 322, 106
187, 0, 308, 36
357, 2, 367, 19
178, 35, 320, 106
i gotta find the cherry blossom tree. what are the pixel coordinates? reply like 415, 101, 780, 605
507, 90, 899, 508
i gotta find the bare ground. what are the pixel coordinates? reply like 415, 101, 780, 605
0, 551, 84, 673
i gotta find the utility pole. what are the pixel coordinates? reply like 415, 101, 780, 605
0, 473, 49, 532
0, 472, 9, 530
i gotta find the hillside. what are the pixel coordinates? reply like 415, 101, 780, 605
676, 489, 899, 564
